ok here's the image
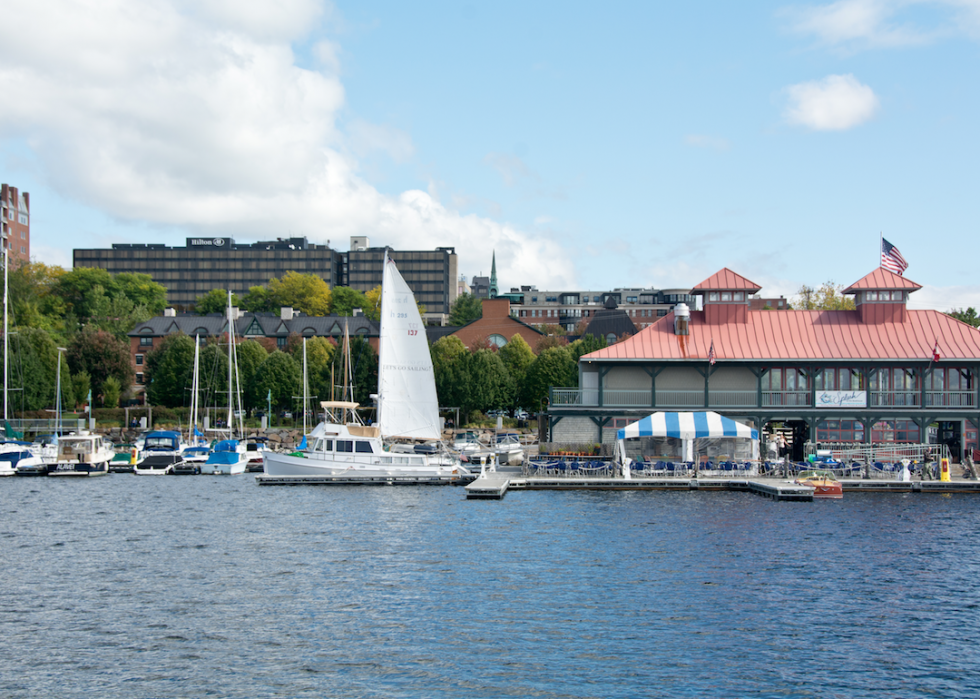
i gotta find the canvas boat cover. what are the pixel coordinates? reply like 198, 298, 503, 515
617, 411, 758, 441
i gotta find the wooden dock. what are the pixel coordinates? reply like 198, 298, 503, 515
461, 475, 980, 501
255, 473, 475, 486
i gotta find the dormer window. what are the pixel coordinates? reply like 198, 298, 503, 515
721, 292, 731, 301
708, 292, 719, 302
734, 292, 744, 301
866, 291, 878, 301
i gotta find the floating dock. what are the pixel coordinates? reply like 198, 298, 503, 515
461, 475, 980, 501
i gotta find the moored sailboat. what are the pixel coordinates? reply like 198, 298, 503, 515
260, 254, 466, 482
201, 293, 248, 475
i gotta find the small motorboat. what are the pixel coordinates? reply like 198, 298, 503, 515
48, 432, 113, 477
795, 469, 843, 499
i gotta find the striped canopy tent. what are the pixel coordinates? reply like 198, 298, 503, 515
616, 412, 759, 476
617, 411, 758, 441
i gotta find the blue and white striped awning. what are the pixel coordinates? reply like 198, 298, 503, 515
617, 412, 758, 441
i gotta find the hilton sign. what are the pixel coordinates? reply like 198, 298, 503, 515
188, 238, 231, 247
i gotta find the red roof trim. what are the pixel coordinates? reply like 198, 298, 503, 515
843, 268, 922, 293
691, 268, 762, 294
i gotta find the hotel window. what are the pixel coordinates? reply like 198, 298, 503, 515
18, 213, 28, 225
20, 231, 25, 239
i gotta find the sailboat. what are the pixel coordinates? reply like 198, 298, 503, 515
201, 292, 248, 475
260, 254, 467, 482
177, 336, 208, 473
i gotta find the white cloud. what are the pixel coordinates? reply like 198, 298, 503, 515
783, 74, 880, 130
484, 152, 537, 187
0, 0, 577, 290
684, 134, 731, 151
783, 0, 980, 50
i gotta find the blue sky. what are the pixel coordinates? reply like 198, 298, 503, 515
2, 0, 978, 310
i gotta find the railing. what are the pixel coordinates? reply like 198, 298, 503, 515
4, 418, 87, 434
804, 441, 950, 465
869, 391, 920, 407
762, 391, 810, 407
925, 391, 975, 407
550, 388, 976, 411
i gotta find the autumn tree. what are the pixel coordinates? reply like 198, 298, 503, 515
268, 271, 332, 316
67, 328, 134, 402
794, 281, 855, 310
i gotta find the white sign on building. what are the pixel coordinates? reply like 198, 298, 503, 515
815, 390, 867, 408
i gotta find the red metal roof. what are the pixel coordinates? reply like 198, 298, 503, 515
582, 309, 980, 362
843, 268, 923, 293
691, 268, 762, 294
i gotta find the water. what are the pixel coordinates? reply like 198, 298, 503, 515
3, 476, 980, 698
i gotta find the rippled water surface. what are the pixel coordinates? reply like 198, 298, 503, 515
3, 475, 980, 698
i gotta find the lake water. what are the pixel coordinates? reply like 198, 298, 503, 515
3, 475, 980, 698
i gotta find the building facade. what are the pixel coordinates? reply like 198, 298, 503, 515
128, 307, 379, 402
548, 267, 980, 461
504, 286, 698, 333
74, 236, 458, 319
1, 184, 30, 267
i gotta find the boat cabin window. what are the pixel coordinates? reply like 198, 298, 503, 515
313, 439, 333, 451
337, 440, 353, 452
355, 441, 373, 453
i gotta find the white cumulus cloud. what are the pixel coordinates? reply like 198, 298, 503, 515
783, 74, 880, 130
0, 0, 577, 291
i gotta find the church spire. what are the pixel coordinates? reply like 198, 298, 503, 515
489, 250, 498, 299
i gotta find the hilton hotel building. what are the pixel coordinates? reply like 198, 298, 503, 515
73, 236, 459, 319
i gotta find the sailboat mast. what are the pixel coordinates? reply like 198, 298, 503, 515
3, 247, 7, 423
226, 290, 233, 431
377, 250, 387, 428
190, 335, 200, 443
303, 337, 308, 435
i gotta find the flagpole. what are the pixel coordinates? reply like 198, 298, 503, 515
879, 231, 882, 269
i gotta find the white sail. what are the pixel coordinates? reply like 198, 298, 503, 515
377, 254, 441, 440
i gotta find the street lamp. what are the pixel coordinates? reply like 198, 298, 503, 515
56, 347, 67, 436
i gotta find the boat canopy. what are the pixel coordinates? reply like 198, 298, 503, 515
617, 411, 758, 441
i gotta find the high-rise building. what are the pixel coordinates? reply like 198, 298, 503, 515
1, 184, 30, 267
73, 236, 459, 320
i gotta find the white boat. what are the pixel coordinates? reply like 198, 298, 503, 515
493, 432, 525, 465
134, 430, 185, 475
245, 437, 271, 472
262, 255, 467, 482
453, 430, 487, 456
47, 431, 113, 477
201, 292, 248, 475
0, 444, 41, 476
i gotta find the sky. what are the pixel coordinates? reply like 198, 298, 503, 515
1, 0, 978, 311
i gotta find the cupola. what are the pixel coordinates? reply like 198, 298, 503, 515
690, 268, 761, 326
842, 268, 921, 324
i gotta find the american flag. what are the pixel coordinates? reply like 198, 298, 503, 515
708, 340, 716, 365
881, 237, 908, 275
933, 340, 941, 363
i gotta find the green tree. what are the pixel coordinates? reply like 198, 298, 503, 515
67, 328, 134, 401
268, 271, 332, 316
236, 339, 269, 410
113, 273, 168, 315
253, 351, 302, 411
463, 349, 513, 415
102, 376, 121, 408
794, 281, 855, 310
3, 328, 58, 411
285, 335, 334, 408
430, 335, 469, 410
498, 334, 536, 411
197, 342, 229, 412
144, 334, 196, 407
330, 286, 371, 316
523, 346, 576, 411
947, 308, 980, 327
195, 289, 240, 315
240, 285, 275, 313
569, 334, 607, 363
7, 262, 67, 334
449, 293, 483, 325
72, 371, 91, 410
328, 335, 378, 407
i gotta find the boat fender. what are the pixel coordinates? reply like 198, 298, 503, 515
130, 448, 138, 465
